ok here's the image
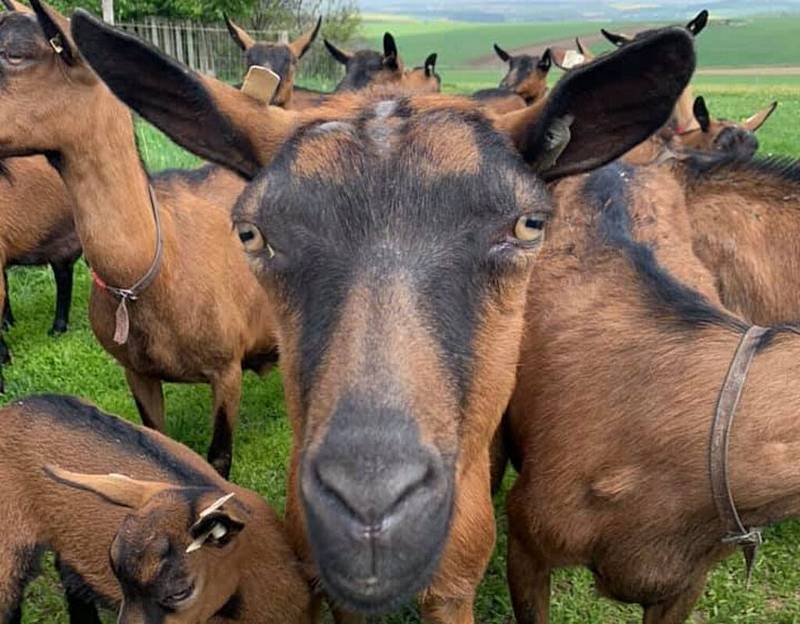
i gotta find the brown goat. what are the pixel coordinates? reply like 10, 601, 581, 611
401, 52, 441, 93
506, 159, 800, 623
472, 45, 552, 113
225, 15, 321, 108
72, 11, 697, 621
0, 155, 80, 392
0, 394, 311, 624
324, 31, 404, 91
0, 2, 275, 478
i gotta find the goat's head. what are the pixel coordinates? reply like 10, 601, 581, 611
324, 31, 403, 91
401, 52, 440, 93
675, 96, 776, 160
226, 15, 321, 106
494, 43, 551, 104
46, 466, 250, 624
71, 11, 695, 612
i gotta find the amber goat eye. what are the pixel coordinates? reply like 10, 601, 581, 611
514, 214, 546, 242
235, 222, 274, 258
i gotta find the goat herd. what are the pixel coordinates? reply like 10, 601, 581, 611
0, 1, 796, 622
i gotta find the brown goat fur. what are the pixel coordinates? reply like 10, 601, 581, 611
225, 15, 321, 108
0, 394, 311, 623
472, 46, 551, 114
0, 2, 276, 478
401, 52, 441, 93
71, 13, 696, 621
0, 155, 80, 389
506, 160, 800, 623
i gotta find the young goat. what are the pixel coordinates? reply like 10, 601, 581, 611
472, 45, 552, 113
0, 1, 274, 478
0, 394, 311, 624
506, 160, 800, 623
0, 155, 80, 393
72, 11, 696, 621
225, 15, 322, 109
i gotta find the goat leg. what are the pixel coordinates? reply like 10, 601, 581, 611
49, 257, 77, 335
507, 534, 551, 624
2, 270, 12, 329
125, 369, 165, 431
641, 571, 709, 624
207, 364, 242, 479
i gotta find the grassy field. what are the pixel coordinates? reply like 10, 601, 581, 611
3, 44, 800, 624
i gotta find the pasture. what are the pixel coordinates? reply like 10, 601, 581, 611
2, 10, 800, 624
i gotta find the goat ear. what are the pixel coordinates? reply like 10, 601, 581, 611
224, 15, 254, 51
550, 46, 584, 71
493, 43, 510, 63
686, 9, 709, 36
424, 52, 437, 77
44, 465, 173, 509
742, 101, 777, 132
600, 28, 630, 47
324, 38, 350, 65
30, 0, 77, 65
186, 493, 246, 553
693, 96, 711, 132
383, 32, 397, 60
71, 10, 296, 180
538, 48, 552, 71
289, 16, 321, 59
496, 27, 695, 181
1, 0, 32, 13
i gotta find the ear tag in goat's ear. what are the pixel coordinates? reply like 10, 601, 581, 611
241, 65, 280, 105
49, 35, 63, 54
533, 115, 575, 173
561, 50, 585, 69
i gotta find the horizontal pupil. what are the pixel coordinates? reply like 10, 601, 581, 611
239, 230, 255, 242
526, 218, 544, 229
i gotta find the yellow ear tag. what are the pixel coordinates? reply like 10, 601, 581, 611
561, 50, 585, 69
241, 65, 280, 105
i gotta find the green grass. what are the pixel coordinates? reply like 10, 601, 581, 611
359, 14, 800, 71
3, 83, 800, 622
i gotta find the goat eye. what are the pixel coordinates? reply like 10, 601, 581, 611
235, 222, 273, 258
514, 213, 546, 243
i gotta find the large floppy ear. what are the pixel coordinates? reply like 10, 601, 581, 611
30, 0, 78, 65
1, 0, 32, 13
224, 15, 254, 51
693, 96, 711, 132
71, 10, 296, 180
45, 465, 173, 509
686, 9, 709, 36
493, 43, 510, 63
289, 16, 321, 59
495, 27, 696, 181
186, 493, 246, 553
742, 101, 777, 132
324, 38, 350, 65
424, 52, 437, 77
600, 28, 631, 47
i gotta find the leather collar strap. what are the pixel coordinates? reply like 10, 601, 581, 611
91, 184, 163, 345
709, 324, 768, 587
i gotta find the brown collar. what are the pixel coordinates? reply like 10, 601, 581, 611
91, 184, 163, 345
709, 325, 768, 585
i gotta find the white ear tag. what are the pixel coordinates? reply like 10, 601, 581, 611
561, 50, 585, 69
241, 66, 280, 105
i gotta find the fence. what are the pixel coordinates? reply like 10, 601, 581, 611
117, 19, 286, 82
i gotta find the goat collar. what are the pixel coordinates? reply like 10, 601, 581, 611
709, 324, 768, 586
91, 183, 164, 345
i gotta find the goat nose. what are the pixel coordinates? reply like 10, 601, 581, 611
313, 455, 435, 525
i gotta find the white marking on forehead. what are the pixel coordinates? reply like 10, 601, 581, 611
374, 99, 398, 119
312, 121, 354, 135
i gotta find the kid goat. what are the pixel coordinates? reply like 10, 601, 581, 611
71, 10, 697, 622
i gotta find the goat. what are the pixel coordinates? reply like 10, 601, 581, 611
324, 31, 404, 91
0, 1, 276, 478
473, 45, 551, 113
506, 158, 800, 623
0, 155, 80, 393
401, 52, 441, 93
71, 10, 697, 621
225, 15, 322, 109
0, 393, 311, 624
